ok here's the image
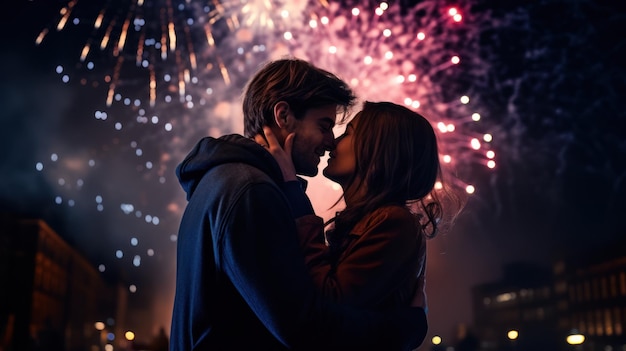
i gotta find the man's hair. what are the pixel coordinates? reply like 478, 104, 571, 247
242, 58, 356, 137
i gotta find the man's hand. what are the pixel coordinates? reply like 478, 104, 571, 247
254, 126, 297, 182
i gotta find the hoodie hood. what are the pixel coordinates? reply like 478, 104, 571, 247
176, 134, 284, 200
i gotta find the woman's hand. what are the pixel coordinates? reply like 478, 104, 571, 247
254, 126, 297, 182
410, 272, 427, 313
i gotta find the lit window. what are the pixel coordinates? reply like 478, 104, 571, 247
614, 307, 622, 335
555, 281, 567, 294
605, 308, 613, 335
601, 277, 608, 298
537, 307, 545, 320
496, 292, 516, 303
588, 311, 595, 335
596, 309, 604, 335
584, 281, 591, 301
610, 275, 618, 297
579, 314, 586, 334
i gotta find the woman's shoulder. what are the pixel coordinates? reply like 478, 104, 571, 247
351, 205, 418, 235
369, 205, 416, 221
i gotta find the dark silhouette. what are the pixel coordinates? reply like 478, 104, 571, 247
150, 327, 169, 351
35, 318, 63, 351
456, 331, 479, 351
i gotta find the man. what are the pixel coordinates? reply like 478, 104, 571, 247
170, 58, 427, 350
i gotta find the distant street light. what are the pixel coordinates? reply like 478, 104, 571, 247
125, 330, 136, 341
566, 331, 585, 345
432, 335, 442, 345
507, 330, 519, 340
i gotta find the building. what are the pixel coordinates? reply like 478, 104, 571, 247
472, 262, 561, 351
472, 239, 626, 351
554, 239, 626, 351
0, 214, 127, 351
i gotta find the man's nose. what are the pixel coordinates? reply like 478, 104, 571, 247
325, 136, 337, 151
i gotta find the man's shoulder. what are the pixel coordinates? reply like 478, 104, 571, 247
195, 162, 283, 204
209, 161, 278, 186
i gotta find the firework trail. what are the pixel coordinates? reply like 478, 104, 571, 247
34, 0, 316, 108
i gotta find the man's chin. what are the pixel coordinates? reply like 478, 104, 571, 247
322, 169, 336, 183
321, 167, 330, 179
297, 168, 319, 177
294, 159, 320, 177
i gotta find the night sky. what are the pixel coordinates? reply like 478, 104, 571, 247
1, 0, 624, 345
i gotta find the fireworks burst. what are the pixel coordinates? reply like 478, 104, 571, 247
29, 0, 500, 318
36, 0, 498, 194
281, 1, 497, 194
34, 0, 328, 110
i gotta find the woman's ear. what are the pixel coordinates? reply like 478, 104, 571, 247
273, 101, 291, 129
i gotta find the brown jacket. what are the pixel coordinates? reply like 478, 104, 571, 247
296, 205, 427, 309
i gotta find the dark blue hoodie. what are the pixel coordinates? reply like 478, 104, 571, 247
170, 134, 426, 351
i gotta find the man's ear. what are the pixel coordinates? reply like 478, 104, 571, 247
273, 101, 291, 129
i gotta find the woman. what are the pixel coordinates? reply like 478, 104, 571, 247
263, 101, 458, 310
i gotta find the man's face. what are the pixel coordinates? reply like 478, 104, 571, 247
288, 104, 337, 177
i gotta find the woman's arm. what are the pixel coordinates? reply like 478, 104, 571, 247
297, 207, 424, 307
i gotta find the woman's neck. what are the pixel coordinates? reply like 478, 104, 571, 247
342, 178, 366, 208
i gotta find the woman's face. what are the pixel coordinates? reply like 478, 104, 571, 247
323, 113, 360, 187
